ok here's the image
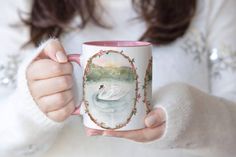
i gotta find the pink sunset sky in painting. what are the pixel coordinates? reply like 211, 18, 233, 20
92, 53, 131, 68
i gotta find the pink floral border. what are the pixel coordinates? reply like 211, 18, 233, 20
143, 57, 152, 114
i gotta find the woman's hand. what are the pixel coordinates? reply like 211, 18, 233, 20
86, 107, 166, 143
26, 39, 75, 122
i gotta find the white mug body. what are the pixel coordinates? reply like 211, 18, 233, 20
78, 41, 152, 131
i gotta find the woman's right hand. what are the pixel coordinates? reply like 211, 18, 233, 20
26, 39, 75, 122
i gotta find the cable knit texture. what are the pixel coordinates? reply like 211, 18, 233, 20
0, 0, 236, 157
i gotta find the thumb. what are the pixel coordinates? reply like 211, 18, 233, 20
39, 39, 68, 63
144, 107, 166, 128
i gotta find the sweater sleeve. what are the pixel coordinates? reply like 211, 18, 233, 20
142, 0, 236, 156
143, 83, 236, 156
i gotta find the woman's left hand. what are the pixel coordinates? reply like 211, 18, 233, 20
85, 107, 166, 143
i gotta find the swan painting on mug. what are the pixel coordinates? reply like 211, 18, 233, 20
83, 50, 139, 129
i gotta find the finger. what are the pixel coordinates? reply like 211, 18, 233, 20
103, 124, 165, 142
144, 107, 166, 128
47, 99, 75, 122
42, 39, 68, 63
38, 90, 73, 113
85, 127, 104, 136
30, 75, 73, 98
27, 59, 73, 80
71, 105, 81, 116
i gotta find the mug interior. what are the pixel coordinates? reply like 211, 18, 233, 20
84, 41, 151, 47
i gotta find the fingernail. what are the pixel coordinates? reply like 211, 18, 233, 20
56, 51, 68, 63
145, 115, 158, 127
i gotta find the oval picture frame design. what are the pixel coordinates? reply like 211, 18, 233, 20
83, 50, 138, 129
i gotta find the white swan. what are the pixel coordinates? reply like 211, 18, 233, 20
96, 84, 128, 101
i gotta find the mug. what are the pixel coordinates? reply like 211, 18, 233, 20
68, 41, 152, 131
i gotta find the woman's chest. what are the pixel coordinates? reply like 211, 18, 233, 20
152, 46, 209, 93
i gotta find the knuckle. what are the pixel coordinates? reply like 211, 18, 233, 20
51, 63, 63, 74
55, 93, 67, 106
54, 91, 72, 108
66, 63, 73, 74
37, 97, 51, 112
59, 108, 70, 121
38, 104, 48, 113
55, 93, 67, 108
66, 101, 75, 114
59, 76, 72, 89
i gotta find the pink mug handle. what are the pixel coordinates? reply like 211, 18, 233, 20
67, 54, 82, 116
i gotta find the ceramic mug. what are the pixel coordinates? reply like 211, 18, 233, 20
68, 41, 152, 131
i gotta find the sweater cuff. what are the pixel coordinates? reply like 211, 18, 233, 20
143, 83, 195, 149
16, 39, 64, 131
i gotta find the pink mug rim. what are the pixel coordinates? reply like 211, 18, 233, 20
83, 41, 151, 47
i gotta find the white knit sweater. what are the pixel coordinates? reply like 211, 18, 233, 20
0, 0, 236, 157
